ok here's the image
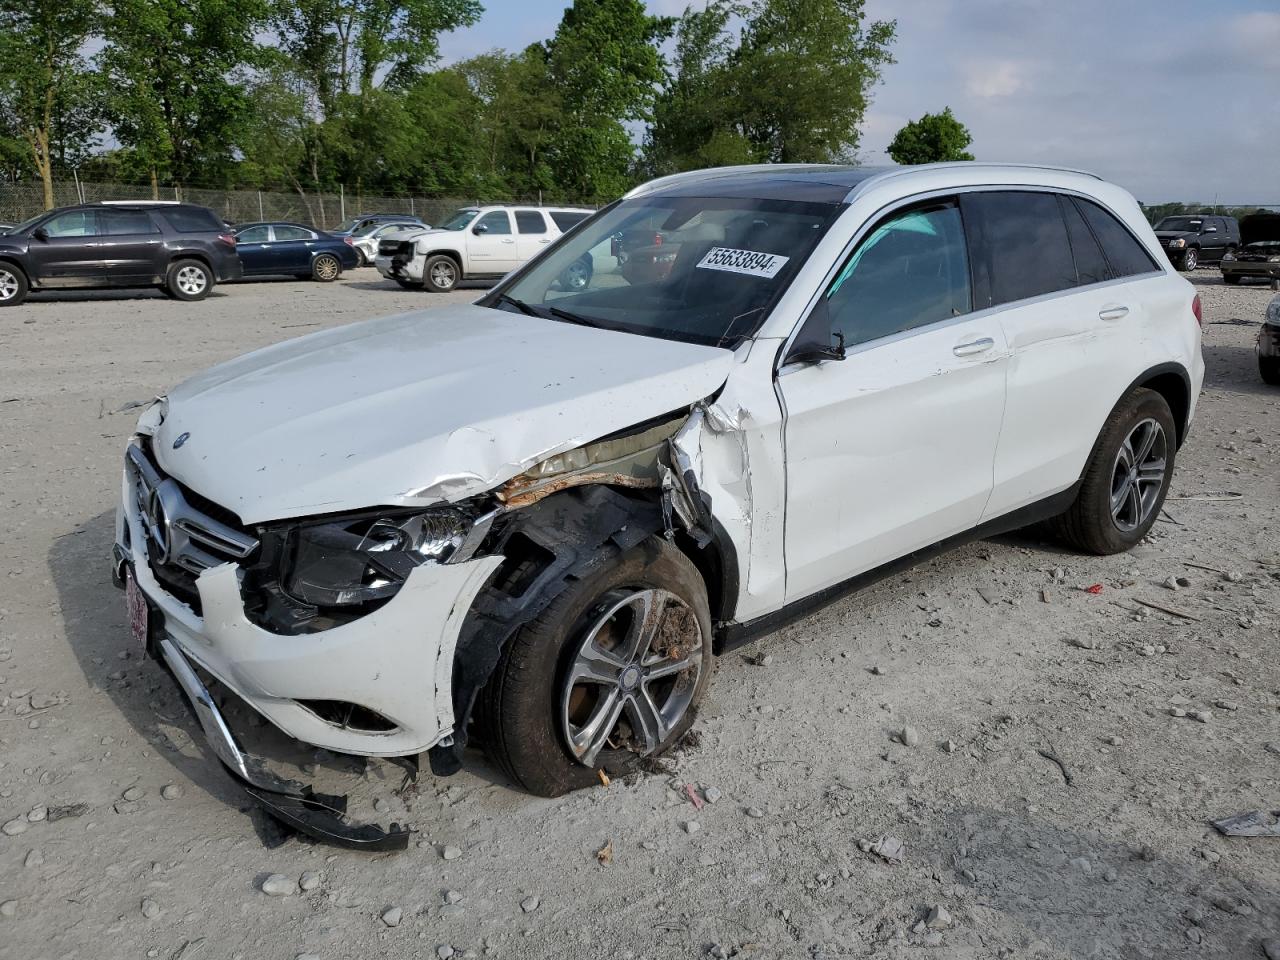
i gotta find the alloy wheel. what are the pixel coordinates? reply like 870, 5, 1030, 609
0, 269, 18, 301
314, 256, 339, 280
560, 588, 704, 766
175, 266, 207, 296
430, 261, 456, 289
1184, 249, 1198, 271
1110, 418, 1167, 532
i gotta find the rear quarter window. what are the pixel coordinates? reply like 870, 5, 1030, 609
159, 207, 223, 233
550, 211, 589, 231
1074, 198, 1160, 278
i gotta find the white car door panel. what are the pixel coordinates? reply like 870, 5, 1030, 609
780, 199, 1007, 602
466, 211, 520, 274
781, 323, 1007, 600
513, 210, 554, 262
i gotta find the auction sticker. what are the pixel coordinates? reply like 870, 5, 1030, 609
695, 247, 789, 279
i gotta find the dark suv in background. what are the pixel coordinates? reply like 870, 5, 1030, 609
1152, 214, 1239, 271
0, 201, 241, 306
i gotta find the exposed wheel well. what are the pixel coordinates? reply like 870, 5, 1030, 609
424, 250, 463, 276
169, 253, 212, 274
0, 257, 27, 281
1136, 369, 1191, 448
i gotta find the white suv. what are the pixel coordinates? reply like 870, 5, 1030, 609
114, 163, 1202, 848
374, 204, 594, 292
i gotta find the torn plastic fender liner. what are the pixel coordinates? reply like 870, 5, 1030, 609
157, 634, 410, 851
439, 485, 668, 774
665, 406, 716, 548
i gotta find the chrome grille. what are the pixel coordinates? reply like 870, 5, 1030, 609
126, 442, 258, 575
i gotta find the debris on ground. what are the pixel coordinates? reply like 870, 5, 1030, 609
1212, 810, 1280, 838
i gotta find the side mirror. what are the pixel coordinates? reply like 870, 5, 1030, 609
786, 298, 847, 365
473, 223, 488, 235
32, 227, 48, 242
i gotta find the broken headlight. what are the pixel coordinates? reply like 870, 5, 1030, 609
285, 509, 468, 607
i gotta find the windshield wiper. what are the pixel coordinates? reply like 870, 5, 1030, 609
542, 304, 600, 329
492, 293, 542, 317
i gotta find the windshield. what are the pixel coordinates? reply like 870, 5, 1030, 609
489, 195, 839, 347
1155, 217, 1203, 232
3, 213, 48, 235
439, 209, 480, 231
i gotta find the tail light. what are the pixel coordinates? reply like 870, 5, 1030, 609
217, 233, 236, 247
1191, 293, 1202, 327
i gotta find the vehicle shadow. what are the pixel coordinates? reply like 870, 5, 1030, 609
1202, 344, 1274, 398
340, 278, 495, 293
48, 508, 517, 846
16, 289, 230, 306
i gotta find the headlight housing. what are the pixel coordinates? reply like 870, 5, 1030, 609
1268, 255, 1280, 263
285, 508, 469, 607
1168, 238, 1186, 249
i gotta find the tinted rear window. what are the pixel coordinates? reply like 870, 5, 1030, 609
159, 207, 223, 233
515, 210, 547, 234
964, 191, 1076, 307
1075, 199, 1160, 278
1059, 196, 1109, 286
100, 209, 160, 235
550, 211, 589, 231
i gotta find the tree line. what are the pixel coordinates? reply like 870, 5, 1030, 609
0, 0, 912, 210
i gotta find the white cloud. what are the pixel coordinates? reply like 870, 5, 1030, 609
962, 59, 1027, 98
1224, 11, 1280, 70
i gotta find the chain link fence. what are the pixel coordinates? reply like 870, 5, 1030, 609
0, 181, 598, 230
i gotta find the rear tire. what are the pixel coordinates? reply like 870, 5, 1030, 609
1223, 274, 1241, 285
479, 536, 714, 797
312, 253, 341, 282
165, 259, 213, 301
1053, 388, 1176, 555
1261, 356, 1280, 386
0, 263, 29, 306
423, 255, 459, 293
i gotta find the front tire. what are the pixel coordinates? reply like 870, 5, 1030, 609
1180, 248, 1199, 271
312, 253, 341, 282
165, 259, 213, 301
423, 255, 460, 293
1261, 356, 1280, 386
1053, 388, 1176, 555
479, 537, 714, 797
0, 263, 29, 306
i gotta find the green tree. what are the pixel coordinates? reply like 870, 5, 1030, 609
886, 107, 974, 165
98, 0, 269, 193
0, 0, 100, 207
644, 0, 895, 175
545, 0, 672, 199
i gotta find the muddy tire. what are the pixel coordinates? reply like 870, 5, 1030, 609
1053, 388, 1177, 555
479, 537, 714, 797
0, 263, 28, 306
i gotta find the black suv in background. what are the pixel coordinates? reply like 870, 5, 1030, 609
0, 202, 242, 306
1152, 214, 1240, 271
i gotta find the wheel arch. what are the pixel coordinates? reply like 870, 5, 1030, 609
423, 249, 464, 276
1127, 362, 1193, 448
169, 251, 213, 273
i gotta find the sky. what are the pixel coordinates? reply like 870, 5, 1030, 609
435, 0, 1280, 204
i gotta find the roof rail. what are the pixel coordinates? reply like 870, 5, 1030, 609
624, 164, 837, 200
846, 161, 1103, 202
97, 200, 181, 206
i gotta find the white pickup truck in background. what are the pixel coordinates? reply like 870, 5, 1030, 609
374, 204, 594, 292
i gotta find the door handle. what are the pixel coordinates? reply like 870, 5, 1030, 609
1098, 305, 1129, 322
539, 238, 551, 244
502, 239, 515, 244
953, 337, 995, 357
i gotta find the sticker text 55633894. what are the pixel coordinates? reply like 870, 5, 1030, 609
695, 247, 790, 279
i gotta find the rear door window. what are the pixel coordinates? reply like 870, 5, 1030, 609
962, 191, 1076, 308
273, 225, 314, 241
550, 211, 589, 231
515, 210, 548, 234
1059, 196, 1109, 286
237, 225, 270, 243
1074, 198, 1160, 278
100, 209, 160, 235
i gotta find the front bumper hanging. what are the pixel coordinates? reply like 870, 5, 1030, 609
156, 632, 411, 851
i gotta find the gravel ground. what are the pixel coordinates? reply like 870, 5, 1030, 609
0, 268, 1276, 960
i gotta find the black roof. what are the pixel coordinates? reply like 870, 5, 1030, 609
647, 165, 889, 204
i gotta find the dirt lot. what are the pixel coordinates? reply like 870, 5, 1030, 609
0, 268, 1276, 960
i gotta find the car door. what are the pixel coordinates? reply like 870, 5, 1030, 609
514, 209, 553, 263
234, 225, 272, 275
26, 210, 103, 286
779, 199, 1009, 601
1199, 218, 1225, 261
271, 224, 317, 272
97, 209, 165, 284
466, 210, 520, 274
971, 191, 1161, 520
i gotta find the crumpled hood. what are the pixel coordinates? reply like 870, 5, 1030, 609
152, 304, 734, 524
